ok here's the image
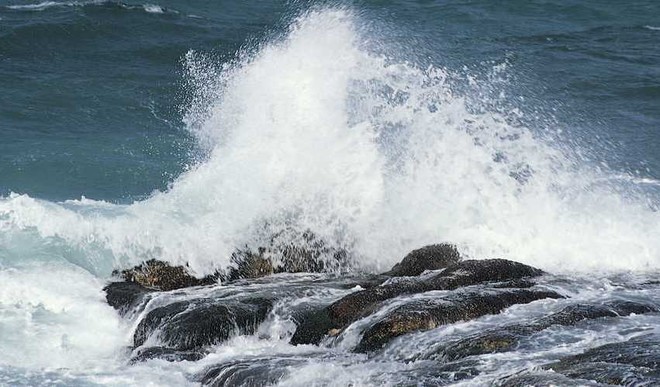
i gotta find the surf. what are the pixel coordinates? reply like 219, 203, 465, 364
1, 7, 659, 279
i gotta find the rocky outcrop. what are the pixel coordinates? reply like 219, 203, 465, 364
325, 259, 547, 331
198, 358, 303, 387
226, 230, 348, 281
433, 301, 659, 361
104, 281, 154, 316
114, 259, 217, 291
355, 288, 562, 352
134, 297, 272, 351
544, 333, 660, 386
385, 243, 461, 277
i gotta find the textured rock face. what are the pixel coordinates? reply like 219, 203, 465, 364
545, 334, 660, 386
104, 281, 154, 316
386, 243, 461, 277
115, 259, 217, 291
355, 288, 563, 352
324, 258, 547, 332
134, 297, 273, 350
429, 301, 660, 362
226, 230, 348, 281
102, 242, 658, 386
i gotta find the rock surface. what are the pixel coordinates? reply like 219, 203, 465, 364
385, 243, 461, 277
355, 288, 562, 352
115, 259, 217, 291
103, 242, 659, 386
134, 297, 272, 350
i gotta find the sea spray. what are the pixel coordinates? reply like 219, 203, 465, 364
1, 8, 659, 278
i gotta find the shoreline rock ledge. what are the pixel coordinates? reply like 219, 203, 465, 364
101, 243, 660, 385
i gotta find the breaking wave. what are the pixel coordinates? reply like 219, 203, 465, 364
1, 8, 659, 277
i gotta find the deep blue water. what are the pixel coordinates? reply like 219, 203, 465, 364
1, 0, 659, 202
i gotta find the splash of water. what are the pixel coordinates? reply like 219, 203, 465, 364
1, 8, 659, 277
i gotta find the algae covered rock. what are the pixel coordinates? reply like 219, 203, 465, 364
115, 259, 217, 291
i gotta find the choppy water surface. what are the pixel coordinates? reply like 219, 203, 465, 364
1, 1, 659, 385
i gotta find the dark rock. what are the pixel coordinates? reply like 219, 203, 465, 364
436, 300, 659, 361
198, 358, 300, 387
385, 244, 461, 277
103, 281, 154, 317
327, 280, 428, 327
441, 331, 522, 361
226, 230, 348, 281
289, 305, 334, 346
370, 359, 481, 386
496, 371, 600, 387
116, 259, 217, 291
327, 259, 546, 329
546, 333, 660, 385
227, 248, 274, 281
355, 288, 562, 352
425, 259, 545, 289
130, 346, 207, 363
134, 297, 272, 351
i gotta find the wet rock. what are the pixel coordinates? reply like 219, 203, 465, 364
198, 358, 301, 387
371, 359, 481, 386
496, 371, 600, 387
130, 346, 207, 363
104, 281, 154, 317
227, 230, 348, 281
436, 301, 659, 361
328, 259, 546, 328
289, 305, 334, 346
227, 248, 274, 281
134, 297, 272, 351
116, 259, 217, 291
546, 334, 660, 385
385, 243, 461, 277
355, 288, 562, 352
424, 259, 545, 289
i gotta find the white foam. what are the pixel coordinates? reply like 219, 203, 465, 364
644, 25, 660, 31
0, 262, 125, 369
6, 0, 102, 11
143, 4, 164, 14
1, 8, 660, 277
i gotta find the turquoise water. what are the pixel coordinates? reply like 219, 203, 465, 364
2, 1, 659, 201
1, 1, 660, 385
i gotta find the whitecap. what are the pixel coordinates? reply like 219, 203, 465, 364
143, 4, 164, 14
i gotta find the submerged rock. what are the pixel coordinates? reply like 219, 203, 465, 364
134, 297, 272, 351
546, 334, 660, 385
385, 243, 461, 277
355, 288, 562, 352
130, 346, 207, 363
496, 371, 601, 387
115, 259, 217, 291
435, 300, 660, 361
198, 358, 301, 387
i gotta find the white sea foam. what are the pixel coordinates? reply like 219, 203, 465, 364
6, 0, 103, 11
1, 8, 660, 278
143, 4, 164, 14
644, 25, 660, 31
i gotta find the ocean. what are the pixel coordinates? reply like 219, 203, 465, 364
1, 1, 659, 385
